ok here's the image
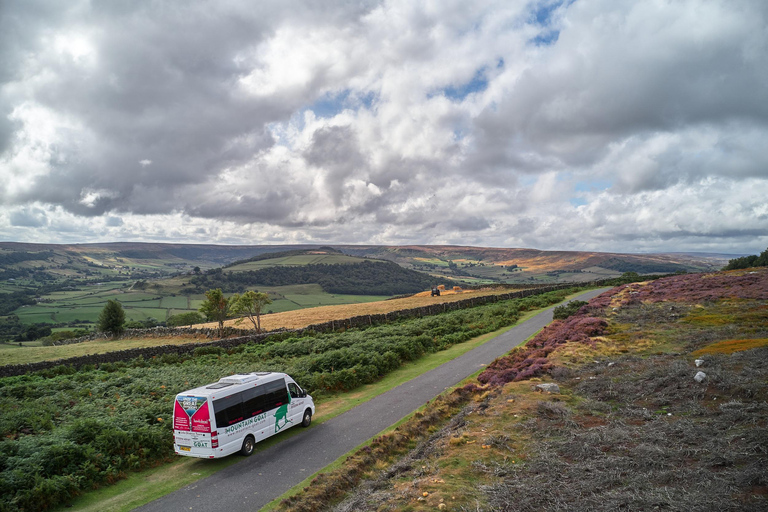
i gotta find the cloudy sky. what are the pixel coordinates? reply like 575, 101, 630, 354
1, 0, 766, 254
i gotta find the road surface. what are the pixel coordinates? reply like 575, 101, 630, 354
136, 288, 609, 512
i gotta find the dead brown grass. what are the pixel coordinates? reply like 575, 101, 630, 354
692, 338, 768, 356
201, 288, 520, 332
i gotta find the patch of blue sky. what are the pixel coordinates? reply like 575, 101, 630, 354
570, 198, 588, 207
527, 0, 574, 46
531, 0, 564, 26
269, 90, 378, 147
575, 180, 612, 192
306, 90, 378, 119
531, 30, 559, 46
308, 90, 351, 119
453, 128, 465, 141
441, 69, 489, 102
358, 91, 376, 110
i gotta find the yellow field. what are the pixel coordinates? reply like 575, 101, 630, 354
205, 288, 520, 332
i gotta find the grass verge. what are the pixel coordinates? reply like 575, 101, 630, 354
1, 336, 205, 366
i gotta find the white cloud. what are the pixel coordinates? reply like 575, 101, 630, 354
0, 0, 766, 253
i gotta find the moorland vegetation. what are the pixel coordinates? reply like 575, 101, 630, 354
277, 268, 768, 511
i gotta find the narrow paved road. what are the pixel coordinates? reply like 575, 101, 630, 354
136, 288, 609, 512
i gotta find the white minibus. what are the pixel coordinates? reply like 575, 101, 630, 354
172, 372, 315, 458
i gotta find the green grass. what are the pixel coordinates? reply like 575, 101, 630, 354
46, 307, 104, 323
226, 254, 369, 271
158, 296, 189, 309
0, 336, 204, 365
123, 307, 169, 321
11, 281, 395, 328
13, 309, 58, 323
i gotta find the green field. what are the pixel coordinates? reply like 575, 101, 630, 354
10, 282, 392, 327
226, 254, 370, 272
158, 296, 190, 309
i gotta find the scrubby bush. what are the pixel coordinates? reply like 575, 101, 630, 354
552, 300, 588, 320
167, 312, 204, 327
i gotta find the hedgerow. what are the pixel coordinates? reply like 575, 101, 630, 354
0, 288, 576, 511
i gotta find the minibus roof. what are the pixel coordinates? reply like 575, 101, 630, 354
177, 371, 287, 397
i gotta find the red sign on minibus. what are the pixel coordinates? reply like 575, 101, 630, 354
174, 396, 208, 432
191, 402, 210, 433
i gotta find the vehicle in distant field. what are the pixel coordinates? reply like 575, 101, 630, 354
431, 286, 441, 296
173, 372, 315, 459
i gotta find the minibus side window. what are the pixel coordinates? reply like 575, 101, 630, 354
213, 394, 244, 426
242, 386, 267, 417
263, 379, 288, 410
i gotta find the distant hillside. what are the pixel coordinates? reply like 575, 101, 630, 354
190, 260, 444, 295
0, 242, 730, 285
0, 242, 734, 336
223, 247, 373, 271
337, 245, 728, 284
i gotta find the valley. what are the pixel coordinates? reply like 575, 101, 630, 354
0, 242, 729, 344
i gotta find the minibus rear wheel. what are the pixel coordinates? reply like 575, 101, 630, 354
301, 409, 312, 427
240, 435, 255, 456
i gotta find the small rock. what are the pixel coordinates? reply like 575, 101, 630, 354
694, 371, 707, 383
695, 359, 704, 367
439, 504, 447, 510
607, 362, 615, 367
536, 383, 560, 394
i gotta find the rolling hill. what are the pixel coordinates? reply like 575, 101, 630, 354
337, 245, 731, 283
0, 242, 735, 340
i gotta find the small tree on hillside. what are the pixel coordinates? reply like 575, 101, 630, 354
167, 311, 205, 327
724, 247, 768, 270
199, 288, 231, 338
98, 299, 126, 337
231, 291, 272, 332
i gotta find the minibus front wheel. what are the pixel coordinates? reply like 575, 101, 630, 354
301, 409, 312, 427
240, 435, 255, 456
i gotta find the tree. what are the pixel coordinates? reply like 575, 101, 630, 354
230, 291, 272, 332
167, 311, 204, 327
723, 247, 768, 270
199, 288, 231, 337
98, 299, 126, 337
